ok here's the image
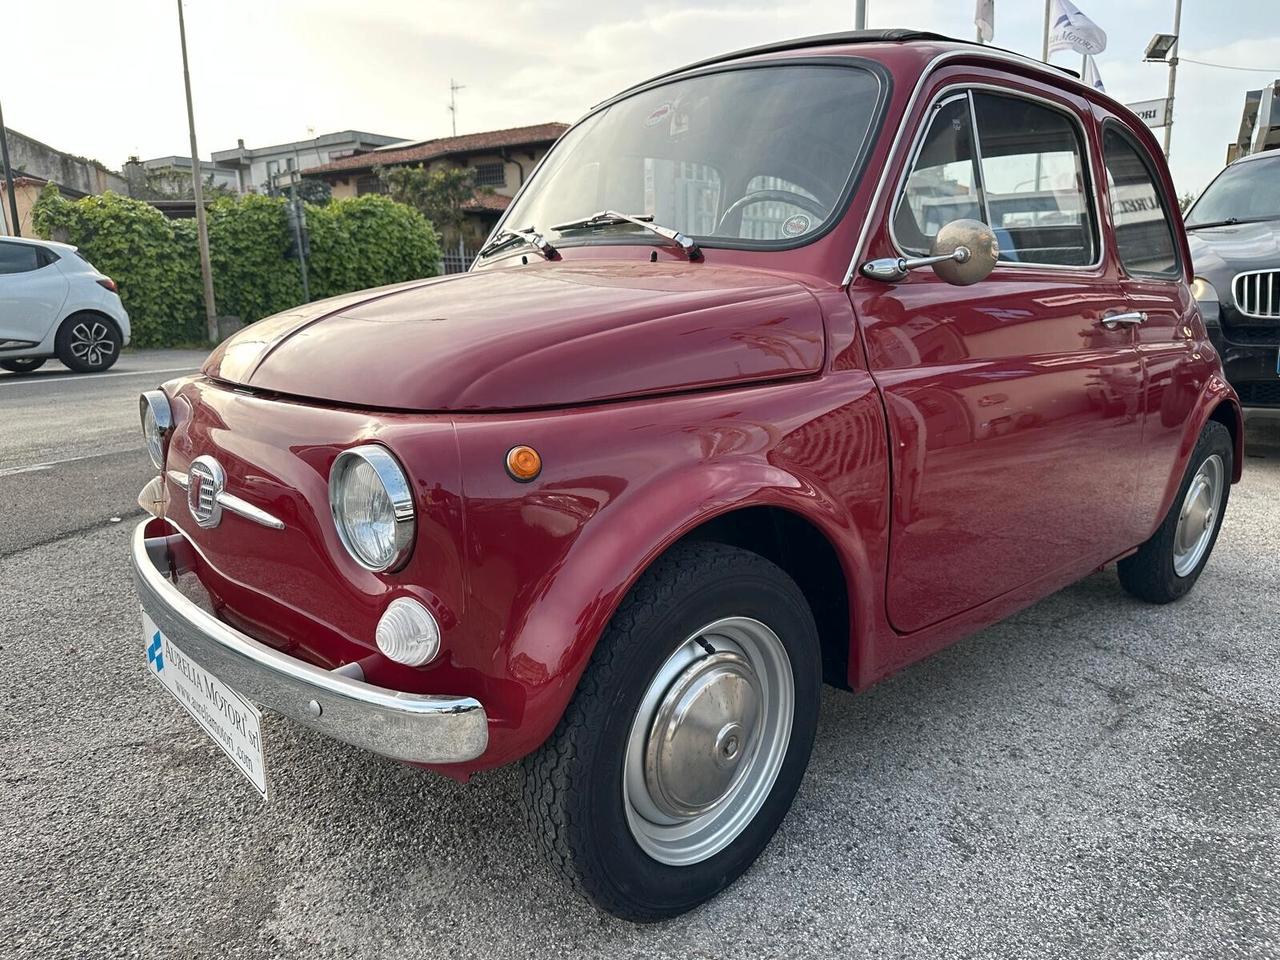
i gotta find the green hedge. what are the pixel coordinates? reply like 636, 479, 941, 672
32, 186, 442, 348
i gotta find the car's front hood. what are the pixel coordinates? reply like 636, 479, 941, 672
202, 261, 826, 411
1187, 218, 1280, 292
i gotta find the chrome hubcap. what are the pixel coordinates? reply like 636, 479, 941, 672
1173, 453, 1224, 577
623, 616, 793, 866
70, 321, 115, 368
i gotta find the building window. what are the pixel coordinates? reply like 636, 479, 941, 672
474, 161, 506, 187
356, 174, 386, 196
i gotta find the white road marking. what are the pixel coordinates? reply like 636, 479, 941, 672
0, 366, 197, 388
0, 448, 138, 478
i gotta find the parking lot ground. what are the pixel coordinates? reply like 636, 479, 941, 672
2, 361, 1278, 958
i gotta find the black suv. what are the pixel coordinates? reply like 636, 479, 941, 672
1186, 150, 1280, 407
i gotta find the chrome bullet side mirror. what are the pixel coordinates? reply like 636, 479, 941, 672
860, 219, 1000, 286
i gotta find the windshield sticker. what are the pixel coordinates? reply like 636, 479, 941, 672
644, 102, 673, 127
669, 109, 690, 138
782, 214, 812, 237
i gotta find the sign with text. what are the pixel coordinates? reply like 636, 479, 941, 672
1126, 98, 1172, 129
143, 612, 268, 798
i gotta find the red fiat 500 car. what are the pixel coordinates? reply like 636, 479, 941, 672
132, 30, 1243, 920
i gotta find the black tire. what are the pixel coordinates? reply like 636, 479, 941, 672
54, 313, 122, 373
0, 357, 47, 373
521, 541, 822, 922
1118, 420, 1232, 604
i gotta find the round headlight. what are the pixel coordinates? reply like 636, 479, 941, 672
139, 390, 173, 470
1191, 277, 1219, 303
376, 597, 441, 666
329, 444, 415, 572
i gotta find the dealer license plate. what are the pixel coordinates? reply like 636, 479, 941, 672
142, 612, 268, 798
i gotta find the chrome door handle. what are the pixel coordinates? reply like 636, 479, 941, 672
1099, 311, 1147, 330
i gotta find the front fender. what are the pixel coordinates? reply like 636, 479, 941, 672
442, 376, 888, 773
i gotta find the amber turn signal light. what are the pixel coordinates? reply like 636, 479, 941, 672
505, 445, 542, 482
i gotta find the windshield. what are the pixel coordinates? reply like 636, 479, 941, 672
499, 64, 883, 249
1185, 154, 1280, 226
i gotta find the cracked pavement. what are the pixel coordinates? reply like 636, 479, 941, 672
1, 354, 1278, 958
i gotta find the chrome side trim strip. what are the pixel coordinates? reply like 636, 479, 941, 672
165, 468, 285, 530
131, 520, 489, 764
217, 492, 286, 531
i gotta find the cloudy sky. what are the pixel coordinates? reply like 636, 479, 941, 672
3, 0, 1277, 195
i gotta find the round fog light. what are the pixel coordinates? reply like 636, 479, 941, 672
376, 597, 441, 666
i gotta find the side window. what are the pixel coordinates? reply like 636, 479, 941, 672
1102, 126, 1179, 277
971, 92, 1097, 266
895, 96, 983, 254
0, 242, 43, 275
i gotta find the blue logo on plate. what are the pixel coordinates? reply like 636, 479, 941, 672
147, 631, 165, 672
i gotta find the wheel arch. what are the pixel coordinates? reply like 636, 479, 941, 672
675, 505, 854, 690
59, 307, 124, 335
1206, 393, 1244, 483
472, 459, 878, 772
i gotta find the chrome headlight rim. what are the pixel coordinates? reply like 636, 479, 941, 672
329, 443, 416, 573
139, 390, 173, 470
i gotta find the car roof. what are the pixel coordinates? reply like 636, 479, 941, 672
0, 235, 76, 253
1229, 149, 1279, 166
607, 29, 1081, 103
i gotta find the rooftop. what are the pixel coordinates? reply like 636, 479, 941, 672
212, 130, 405, 163
304, 122, 569, 176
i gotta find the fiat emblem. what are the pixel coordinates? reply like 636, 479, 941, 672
187, 455, 226, 528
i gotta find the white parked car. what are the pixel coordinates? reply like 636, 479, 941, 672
0, 236, 131, 373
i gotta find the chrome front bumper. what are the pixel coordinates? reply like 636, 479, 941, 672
130, 520, 489, 764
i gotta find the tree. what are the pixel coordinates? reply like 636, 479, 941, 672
1178, 191, 1196, 213
377, 164, 481, 237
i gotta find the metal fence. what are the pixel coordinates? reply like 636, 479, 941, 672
442, 245, 477, 275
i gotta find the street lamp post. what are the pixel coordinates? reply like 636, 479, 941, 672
1163, 0, 1184, 158
176, 0, 218, 344
854, 0, 866, 30
0, 98, 22, 237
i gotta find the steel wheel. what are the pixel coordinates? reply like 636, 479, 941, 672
1172, 453, 1224, 577
69, 320, 117, 369
622, 616, 794, 867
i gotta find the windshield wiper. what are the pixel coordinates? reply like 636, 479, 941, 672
1184, 216, 1279, 231
550, 210, 703, 261
477, 226, 560, 260
1186, 217, 1242, 231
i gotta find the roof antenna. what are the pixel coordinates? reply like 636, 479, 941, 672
448, 78, 466, 137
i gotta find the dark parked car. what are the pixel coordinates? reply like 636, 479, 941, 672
1185, 150, 1280, 406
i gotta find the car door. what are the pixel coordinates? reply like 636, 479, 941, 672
0, 241, 70, 346
1098, 119, 1210, 531
849, 80, 1145, 634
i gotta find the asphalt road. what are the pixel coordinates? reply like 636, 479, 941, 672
0, 350, 209, 556
2, 356, 1279, 959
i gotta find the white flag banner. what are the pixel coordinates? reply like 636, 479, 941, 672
1048, 0, 1107, 57
975, 0, 995, 43
1081, 54, 1105, 92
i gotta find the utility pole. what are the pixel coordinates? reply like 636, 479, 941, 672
854, 0, 866, 30
1042, 0, 1052, 61
177, 0, 218, 344
448, 79, 465, 137
0, 98, 22, 237
1162, 0, 1184, 158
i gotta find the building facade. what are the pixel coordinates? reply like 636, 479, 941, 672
302, 122, 568, 242
210, 131, 406, 195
